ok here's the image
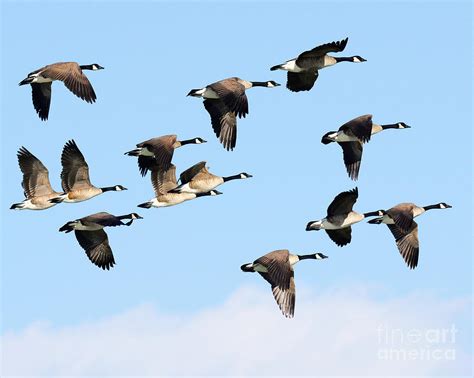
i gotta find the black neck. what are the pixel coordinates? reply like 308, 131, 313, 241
250, 81, 268, 87
101, 186, 116, 192
79, 64, 94, 70
116, 214, 132, 220
381, 123, 399, 130
423, 204, 440, 211
297, 254, 316, 261
223, 174, 241, 182
179, 138, 196, 146
363, 210, 382, 218
334, 57, 353, 63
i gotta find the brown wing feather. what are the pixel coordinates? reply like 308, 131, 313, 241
387, 222, 420, 269
327, 187, 359, 216
297, 38, 349, 61
339, 114, 373, 143
74, 230, 115, 270
326, 227, 352, 247
60, 140, 93, 192
208, 79, 248, 118
31, 83, 52, 121
286, 70, 319, 92
179, 161, 207, 184
43, 62, 97, 103
151, 164, 177, 196
17, 147, 56, 198
203, 99, 237, 151
339, 142, 363, 180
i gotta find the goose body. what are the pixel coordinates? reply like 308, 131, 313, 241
241, 249, 327, 318
125, 134, 206, 176
368, 202, 451, 269
10, 147, 61, 210
59, 212, 142, 270
169, 161, 252, 194
321, 114, 410, 180
19, 62, 104, 121
306, 187, 383, 247
50, 140, 126, 204
137, 164, 222, 208
188, 77, 280, 151
270, 38, 366, 92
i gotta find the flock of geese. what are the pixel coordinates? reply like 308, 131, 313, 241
13, 38, 451, 318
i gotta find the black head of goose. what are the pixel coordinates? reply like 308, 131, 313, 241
59, 212, 142, 270
321, 115, 411, 180
169, 161, 252, 194
136, 164, 222, 208
10, 146, 62, 210
187, 77, 280, 151
368, 202, 452, 269
19, 62, 104, 121
241, 249, 328, 318
49, 140, 127, 204
270, 38, 366, 92
124, 134, 207, 176
305, 187, 383, 247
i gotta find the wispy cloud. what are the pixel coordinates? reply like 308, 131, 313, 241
2, 285, 471, 376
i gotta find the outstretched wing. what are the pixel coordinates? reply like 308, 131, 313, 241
74, 230, 115, 270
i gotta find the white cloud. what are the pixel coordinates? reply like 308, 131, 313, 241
1, 285, 471, 377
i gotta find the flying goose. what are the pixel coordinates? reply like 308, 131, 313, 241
270, 38, 366, 92
59, 212, 142, 270
241, 249, 328, 318
137, 164, 222, 208
187, 77, 280, 151
368, 202, 452, 269
306, 187, 383, 246
10, 147, 62, 210
19, 62, 104, 121
125, 134, 206, 176
50, 140, 126, 204
321, 114, 411, 180
169, 161, 252, 194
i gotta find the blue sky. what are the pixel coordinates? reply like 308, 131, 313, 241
1, 1, 472, 376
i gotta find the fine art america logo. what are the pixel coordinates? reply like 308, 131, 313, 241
377, 324, 457, 361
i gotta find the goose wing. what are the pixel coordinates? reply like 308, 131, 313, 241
151, 164, 177, 196
327, 187, 358, 217
203, 99, 237, 151
31, 83, 52, 121
339, 141, 363, 181
81, 212, 125, 228
296, 38, 349, 63
208, 78, 248, 118
17, 147, 56, 198
60, 140, 93, 192
255, 250, 295, 318
42, 62, 97, 103
387, 204, 415, 232
74, 230, 115, 270
179, 161, 207, 184
339, 114, 373, 143
137, 135, 177, 176
387, 222, 419, 269
286, 70, 319, 92
326, 227, 352, 247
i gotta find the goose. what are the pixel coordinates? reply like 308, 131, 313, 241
321, 114, 411, 180
59, 212, 142, 270
187, 77, 280, 151
368, 202, 452, 269
270, 38, 366, 92
10, 147, 62, 210
49, 140, 127, 204
241, 249, 328, 318
306, 187, 383, 246
137, 164, 222, 208
124, 135, 206, 176
19, 62, 104, 121
169, 161, 252, 194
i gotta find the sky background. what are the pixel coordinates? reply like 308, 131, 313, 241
1, 0, 472, 376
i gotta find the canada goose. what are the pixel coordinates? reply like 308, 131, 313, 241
59, 212, 142, 270
368, 202, 452, 269
137, 164, 222, 208
306, 187, 383, 246
124, 135, 206, 176
49, 140, 126, 204
270, 38, 366, 92
169, 161, 252, 194
241, 249, 328, 318
19, 62, 104, 121
321, 114, 411, 180
10, 147, 62, 210
187, 77, 280, 151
